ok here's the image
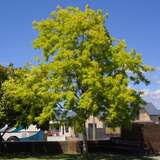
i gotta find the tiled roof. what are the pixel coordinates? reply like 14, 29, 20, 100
142, 103, 160, 116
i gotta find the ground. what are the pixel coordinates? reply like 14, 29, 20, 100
0, 154, 160, 160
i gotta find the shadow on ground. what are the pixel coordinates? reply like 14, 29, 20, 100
0, 154, 158, 160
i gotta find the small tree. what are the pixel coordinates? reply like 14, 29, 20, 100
2, 66, 54, 131
0, 65, 51, 140
0, 64, 19, 140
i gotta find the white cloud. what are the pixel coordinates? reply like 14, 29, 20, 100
156, 80, 160, 84
155, 66, 160, 72
142, 89, 160, 108
142, 89, 150, 97
151, 90, 160, 100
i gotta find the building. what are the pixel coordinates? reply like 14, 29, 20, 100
47, 115, 120, 141
47, 123, 76, 141
136, 103, 160, 123
47, 103, 160, 141
85, 116, 120, 140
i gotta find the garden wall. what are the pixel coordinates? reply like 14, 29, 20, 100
0, 141, 81, 155
121, 122, 160, 154
0, 140, 144, 155
1, 122, 160, 155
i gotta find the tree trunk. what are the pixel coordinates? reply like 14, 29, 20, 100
81, 122, 88, 159
92, 116, 96, 140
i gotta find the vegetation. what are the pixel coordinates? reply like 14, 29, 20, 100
1, 66, 52, 131
32, 5, 153, 154
1, 5, 153, 157
0, 64, 20, 140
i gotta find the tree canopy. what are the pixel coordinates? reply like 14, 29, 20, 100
32, 5, 152, 128
0, 64, 20, 138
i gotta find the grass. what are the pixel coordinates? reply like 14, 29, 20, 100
0, 154, 160, 160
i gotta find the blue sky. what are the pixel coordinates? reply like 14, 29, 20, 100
0, 0, 160, 107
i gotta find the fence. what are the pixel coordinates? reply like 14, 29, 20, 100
0, 140, 144, 155
1, 122, 160, 155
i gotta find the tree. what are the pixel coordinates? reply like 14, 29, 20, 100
2, 5, 153, 156
0, 64, 49, 141
0, 64, 19, 140
1, 66, 53, 131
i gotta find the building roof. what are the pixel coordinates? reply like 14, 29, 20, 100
142, 103, 160, 116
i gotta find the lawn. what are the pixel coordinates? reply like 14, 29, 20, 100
0, 154, 160, 160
